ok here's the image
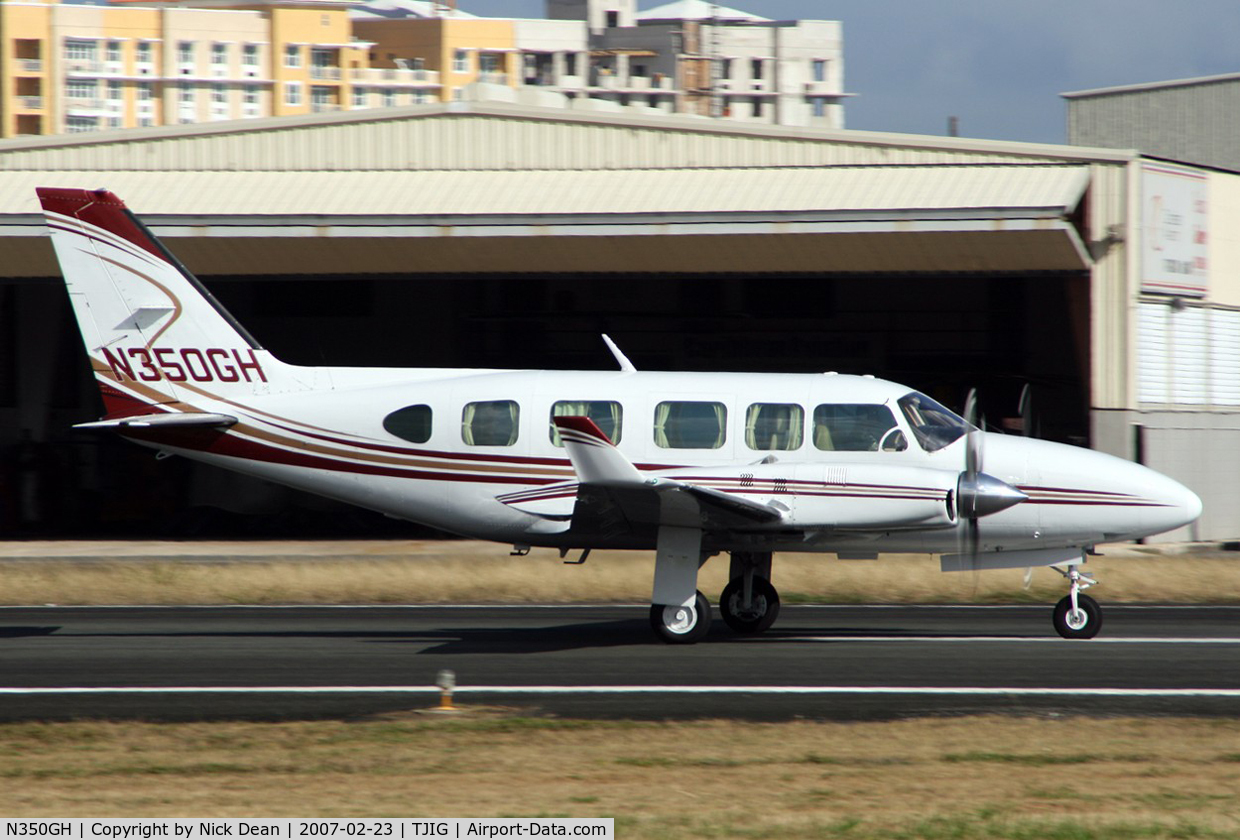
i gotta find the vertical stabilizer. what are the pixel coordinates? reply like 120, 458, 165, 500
38, 187, 293, 418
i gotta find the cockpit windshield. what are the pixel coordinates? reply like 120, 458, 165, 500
897, 392, 971, 452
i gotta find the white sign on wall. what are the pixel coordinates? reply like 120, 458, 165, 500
1142, 162, 1209, 297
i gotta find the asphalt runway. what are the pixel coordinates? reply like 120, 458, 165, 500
2, 604, 1239, 721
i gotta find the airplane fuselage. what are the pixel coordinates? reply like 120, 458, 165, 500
115, 364, 1199, 560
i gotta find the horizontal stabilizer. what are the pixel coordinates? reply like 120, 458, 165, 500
75, 413, 238, 431
553, 416, 645, 487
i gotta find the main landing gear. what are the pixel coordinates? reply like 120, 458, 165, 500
719, 552, 780, 634
647, 538, 781, 644
1052, 564, 1102, 639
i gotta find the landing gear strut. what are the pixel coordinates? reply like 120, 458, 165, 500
1052, 565, 1101, 639
719, 552, 781, 635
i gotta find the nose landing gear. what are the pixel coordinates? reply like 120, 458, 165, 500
1052, 565, 1101, 639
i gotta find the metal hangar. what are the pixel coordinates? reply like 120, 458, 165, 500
0, 101, 1231, 541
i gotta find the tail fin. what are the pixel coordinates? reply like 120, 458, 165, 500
39, 187, 289, 418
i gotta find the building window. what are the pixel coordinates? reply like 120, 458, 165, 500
107, 80, 122, 102
382, 88, 395, 107
137, 42, 153, 64
66, 115, 98, 133
212, 43, 227, 66
284, 81, 302, 105
752, 96, 763, 117
811, 97, 826, 118
812, 59, 827, 82
244, 85, 259, 105
138, 82, 152, 101
179, 81, 195, 103
284, 45, 301, 68
243, 44, 259, 66
750, 58, 763, 79
352, 86, 366, 107
720, 58, 732, 79
452, 49, 469, 73
178, 41, 194, 64
606, 9, 618, 27
64, 40, 97, 62
65, 79, 98, 100
212, 83, 227, 103
106, 41, 121, 63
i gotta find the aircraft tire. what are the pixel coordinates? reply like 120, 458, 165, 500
719, 576, 781, 634
650, 590, 711, 644
1052, 593, 1102, 639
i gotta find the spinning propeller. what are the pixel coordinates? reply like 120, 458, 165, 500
955, 389, 1028, 567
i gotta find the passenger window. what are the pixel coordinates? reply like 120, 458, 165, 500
654, 401, 727, 449
462, 400, 519, 446
382, 404, 432, 444
744, 403, 803, 450
813, 404, 904, 452
550, 400, 623, 446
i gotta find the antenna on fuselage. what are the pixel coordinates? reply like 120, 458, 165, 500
601, 334, 637, 373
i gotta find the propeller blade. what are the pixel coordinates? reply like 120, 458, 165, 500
1018, 383, 1033, 438
963, 388, 981, 479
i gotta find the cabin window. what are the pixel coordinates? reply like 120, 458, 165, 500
654, 401, 727, 449
462, 400, 519, 446
382, 404, 432, 444
897, 392, 968, 452
813, 404, 905, 452
549, 400, 623, 446
745, 403, 803, 451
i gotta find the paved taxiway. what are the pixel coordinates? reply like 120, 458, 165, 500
2, 604, 1238, 720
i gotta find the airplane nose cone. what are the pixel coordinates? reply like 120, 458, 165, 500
1156, 473, 1203, 532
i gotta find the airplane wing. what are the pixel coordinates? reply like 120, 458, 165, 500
525, 416, 784, 537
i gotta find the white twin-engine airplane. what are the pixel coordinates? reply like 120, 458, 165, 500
39, 187, 1202, 643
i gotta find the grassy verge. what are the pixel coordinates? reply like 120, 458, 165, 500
1, 714, 1238, 838
1, 542, 1237, 605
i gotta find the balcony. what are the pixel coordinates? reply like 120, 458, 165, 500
310, 66, 341, 80
804, 80, 836, 95
65, 59, 103, 74
17, 96, 44, 110
477, 71, 507, 85
311, 101, 341, 113
66, 98, 105, 112
19, 58, 43, 73
348, 67, 440, 87
589, 72, 675, 92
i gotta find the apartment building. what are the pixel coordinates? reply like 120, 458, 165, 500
352, 15, 514, 103
1, 0, 847, 138
0, 0, 436, 138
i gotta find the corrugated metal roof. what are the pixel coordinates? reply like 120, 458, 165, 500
0, 102, 1136, 172
0, 165, 1089, 217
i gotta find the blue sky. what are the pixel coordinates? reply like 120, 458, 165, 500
459, 0, 1240, 144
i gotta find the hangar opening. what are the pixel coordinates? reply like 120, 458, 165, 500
1, 265, 1090, 539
